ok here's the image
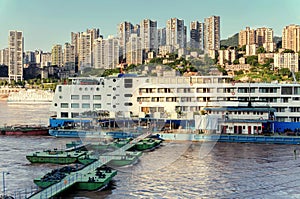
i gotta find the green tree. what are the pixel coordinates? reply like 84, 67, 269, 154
257, 46, 266, 53
283, 49, 295, 53
233, 59, 239, 65
246, 56, 258, 66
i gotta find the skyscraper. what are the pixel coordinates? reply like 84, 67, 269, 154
8, 30, 24, 82
63, 43, 75, 71
158, 28, 166, 46
239, 27, 256, 47
166, 18, 186, 50
204, 16, 220, 52
51, 44, 63, 67
140, 19, 158, 53
256, 27, 273, 46
118, 22, 134, 59
190, 21, 204, 50
78, 32, 92, 69
0, 48, 9, 66
93, 36, 119, 69
282, 24, 300, 52
126, 34, 142, 65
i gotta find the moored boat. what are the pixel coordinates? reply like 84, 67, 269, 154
76, 165, 117, 191
0, 125, 49, 136
26, 149, 87, 164
34, 165, 83, 188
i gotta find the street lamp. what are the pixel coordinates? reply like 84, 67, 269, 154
2, 171, 10, 197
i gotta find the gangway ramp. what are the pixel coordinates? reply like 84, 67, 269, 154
28, 132, 152, 199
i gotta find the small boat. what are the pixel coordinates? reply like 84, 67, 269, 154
34, 165, 83, 188
26, 149, 87, 164
135, 138, 162, 151
0, 125, 49, 136
76, 165, 117, 191
106, 151, 142, 167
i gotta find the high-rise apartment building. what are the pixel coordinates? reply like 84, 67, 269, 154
51, 44, 63, 67
126, 34, 142, 65
93, 36, 119, 69
71, 32, 80, 56
158, 28, 166, 46
140, 19, 158, 52
41, 52, 52, 67
256, 27, 273, 46
118, 22, 134, 59
166, 18, 186, 50
78, 32, 92, 69
8, 30, 24, 82
24, 51, 36, 67
274, 52, 299, 72
239, 27, 256, 47
133, 24, 140, 36
0, 48, 9, 66
190, 21, 204, 50
282, 24, 300, 53
204, 16, 220, 52
63, 43, 75, 71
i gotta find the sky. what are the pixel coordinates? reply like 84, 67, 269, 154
0, 0, 299, 52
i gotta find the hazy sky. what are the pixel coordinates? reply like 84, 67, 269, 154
0, 0, 299, 51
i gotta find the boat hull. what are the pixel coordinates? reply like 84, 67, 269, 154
0, 129, 49, 136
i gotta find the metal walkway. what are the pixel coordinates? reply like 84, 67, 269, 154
28, 132, 151, 199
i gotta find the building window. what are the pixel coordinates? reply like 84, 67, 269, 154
82, 103, 90, 108
93, 95, 101, 100
71, 95, 79, 100
58, 86, 62, 92
61, 103, 68, 108
124, 102, 133, 106
82, 95, 90, 100
71, 112, 79, 118
59, 96, 63, 99
124, 79, 133, 88
61, 112, 68, 118
93, 104, 101, 109
71, 103, 79, 108
96, 87, 100, 91
124, 94, 132, 97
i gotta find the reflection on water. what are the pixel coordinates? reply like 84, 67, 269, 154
1, 102, 300, 198
0, 101, 51, 126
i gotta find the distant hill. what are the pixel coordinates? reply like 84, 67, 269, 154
221, 33, 239, 47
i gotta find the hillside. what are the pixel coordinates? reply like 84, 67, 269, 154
221, 33, 239, 47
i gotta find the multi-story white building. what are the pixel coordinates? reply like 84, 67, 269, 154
166, 18, 186, 50
190, 21, 204, 50
0, 48, 9, 66
93, 36, 119, 69
41, 52, 52, 67
63, 43, 75, 72
8, 30, 24, 82
282, 24, 300, 53
126, 34, 142, 65
51, 44, 63, 67
140, 19, 158, 53
118, 21, 134, 59
246, 44, 257, 56
274, 53, 299, 72
218, 48, 237, 66
204, 16, 220, 52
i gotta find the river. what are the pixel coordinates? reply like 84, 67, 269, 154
0, 102, 300, 198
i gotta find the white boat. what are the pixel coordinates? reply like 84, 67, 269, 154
49, 74, 300, 135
